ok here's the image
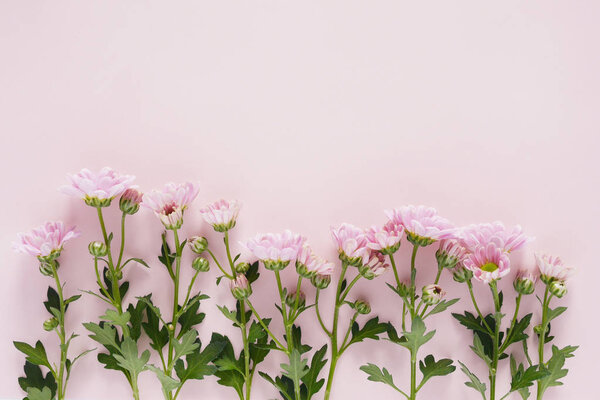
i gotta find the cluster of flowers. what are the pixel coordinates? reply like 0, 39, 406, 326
12, 167, 576, 400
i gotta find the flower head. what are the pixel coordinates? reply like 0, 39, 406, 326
365, 222, 403, 254
296, 245, 335, 278
384, 205, 455, 246
549, 280, 567, 298
422, 284, 446, 305
535, 253, 574, 284
513, 270, 537, 295
230, 274, 252, 300
61, 167, 135, 207
199, 199, 241, 232
436, 239, 467, 270
13, 221, 80, 262
243, 230, 306, 271
119, 188, 143, 215
331, 223, 369, 266
463, 243, 511, 284
459, 222, 533, 253
142, 182, 199, 229
358, 250, 389, 280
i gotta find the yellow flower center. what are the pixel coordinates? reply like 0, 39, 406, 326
481, 262, 498, 272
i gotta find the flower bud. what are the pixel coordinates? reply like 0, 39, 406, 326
38, 260, 58, 277
234, 262, 249, 274
192, 256, 210, 272
311, 273, 331, 289
113, 269, 123, 280
285, 290, 306, 308
453, 265, 473, 283
422, 284, 445, 305
88, 241, 108, 258
119, 188, 143, 215
168, 323, 175, 332
359, 251, 389, 280
549, 280, 567, 298
230, 274, 252, 300
188, 236, 208, 254
43, 317, 59, 331
436, 240, 466, 270
354, 300, 371, 315
513, 272, 536, 295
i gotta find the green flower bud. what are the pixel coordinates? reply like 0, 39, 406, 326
453, 266, 473, 283
311, 273, 331, 289
235, 262, 250, 274
295, 260, 314, 279
285, 290, 306, 308
549, 280, 567, 298
230, 274, 252, 300
88, 241, 108, 258
422, 284, 445, 305
38, 260, 59, 277
119, 189, 143, 215
43, 317, 59, 331
513, 273, 536, 295
354, 300, 371, 315
192, 256, 210, 272
189, 236, 208, 254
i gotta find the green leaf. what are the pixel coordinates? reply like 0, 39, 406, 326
100, 309, 131, 330
14, 341, 51, 370
83, 322, 119, 350
177, 295, 206, 334
537, 345, 578, 398
43, 287, 62, 315
123, 257, 150, 269
510, 355, 531, 399
113, 337, 150, 378
248, 319, 269, 343
547, 306, 567, 323
64, 294, 82, 306
470, 334, 492, 366
348, 317, 388, 347
173, 330, 200, 361
301, 345, 328, 399
418, 355, 455, 388
397, 316, 435, 354
426, 298, 459, 317
136, 296, 164, 323
142, 303, 169, 351
245, 261, 260, 284
127, 297, 147, 341
258, 371, 294, 400
217, 305, 240, 326
502, 314, 532, 350
285, 325, 312, 355
281, 349, 309, 394
213, 334, 245, 397
146, 365, 180, 392
360, 363, 403, 393
452, 311, 489, 335
18, 362, 57, 398
509, 355, 549, 395
458, 361, 486, 399
25, 387, 52, 400
175, 333, 226, 383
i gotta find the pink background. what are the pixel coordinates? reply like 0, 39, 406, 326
1, 1, 598, 399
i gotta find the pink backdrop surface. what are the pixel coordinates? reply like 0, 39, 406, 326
1, 1, 599, 399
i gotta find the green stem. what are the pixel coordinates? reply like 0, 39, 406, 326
324, 261, 348, 400
166, 229, 182, 399
500, 294, 522, 353
339, 274, 361, 304
410, 351, 417, 400
116, 212, 126, 269
240, 300, 251, 400
489, 281, 502, 400
246, 300, 287, 352
389, 252, 402, 289
206, 249, 233, 279
536, 285, 551, 400
467, 280, 494, 335
51, 262, 67, 400
409, 244, 419, 400
315, 290, 331, 336
339, 312, 358, 353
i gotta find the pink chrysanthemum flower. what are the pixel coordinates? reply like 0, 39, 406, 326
199, 199, 241, 232
358, 250, 389, 280
365, 221, 404, 255
61, 167, 136, 207
296, 244, 335, 278
463, 243, 511, 284
142, 182, 199, 230
384, 205, 455, 246
436, 239, 467, 269
535, 253, 574, 284
13, 221, 80, 261
243, 230, 306, 271
331, 223, 369, 266
459, 222, 533, 253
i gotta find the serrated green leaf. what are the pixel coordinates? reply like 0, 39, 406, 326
83, 322, 119, 350
302, 345, 328, 399
470, 334, 492, 366
360, 363, 404, 393
25, 387, 52, 400
173, 330, 200, 362
142, 303, 169, 351
14, 341, 51, 370
245, 261, 260, 284
418, 355, 455, 388
217, 305, 240, 326
397, 316, 435, 354
113, 338, 150, 377
458, 361, 486, 399
18, 362, 57, 398
426, 298, 459, 317
177, 295, 206, 335
175, 333, 226, 383
502, 314, 532, 351
146, 365, 180, 392
258, 371, 294, 400
281, 349, 309, 389
348, 317, 388, 348
100, 309, 131, 329
537, 345, 578, 397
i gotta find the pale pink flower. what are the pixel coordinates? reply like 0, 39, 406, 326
359, 250, 389, 279
535, 253, 574, 283
459, 222, 533, 253
436, 239, 467, 269
331, 223, 369, 265
365, 221, 403, 254
513, 270, 538, 295
385, 205, 455, 246
199, 199, 241, 232
13, 221, 80, 260
243, 230, 306, 270
61, 167, 135, 207
463, 243, 511, 284
142, 182, 199, 229
296, 245, 335, 277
